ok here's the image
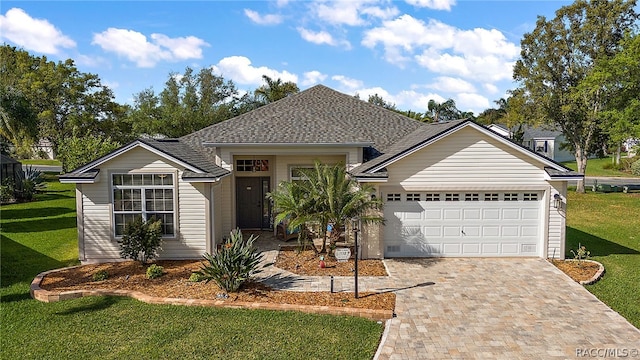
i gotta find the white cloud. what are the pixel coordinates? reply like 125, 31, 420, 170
302, 71, 327, 86
456, 93, 490, 112
311, 0, 398, 26
405, 0, 456, 11
298, 28, 336, 46
426, 77, 475, 93
483, 83, 499, 94
363, 15, 519, 82
211, 56, 298, 85
92, 28, 208, 68
395, 90, 444, 111
0, 8, 75, 54
332, 75, 363, 90
244, 9, 283, 25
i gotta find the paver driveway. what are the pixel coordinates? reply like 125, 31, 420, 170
375, 258, 640, 359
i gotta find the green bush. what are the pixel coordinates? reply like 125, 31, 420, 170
146, 264, 164, 279
631, 159, 640, 176
118, 217, 163, 264
15, 165, 45, 201
197, 229, 268, 293
188, 272, 204, 282
1, 181, 15, 203
92, 270, 109, 281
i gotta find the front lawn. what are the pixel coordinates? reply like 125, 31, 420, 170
1, 178, 383, 359
562, 156, 637, 177
566, 191, 640, 328
19, 159, 62, 166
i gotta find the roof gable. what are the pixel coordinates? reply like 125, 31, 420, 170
351, 120, 582, 179
181, 85, 423, 152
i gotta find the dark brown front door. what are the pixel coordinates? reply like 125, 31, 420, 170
236, 177, 271, 229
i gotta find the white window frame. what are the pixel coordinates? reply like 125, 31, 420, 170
111, 173, 177, 238
386, 193, 401, 202
289, 165, 314, 181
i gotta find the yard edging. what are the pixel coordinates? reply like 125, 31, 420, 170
30, 267, 393, 321
579, 259, 605, 285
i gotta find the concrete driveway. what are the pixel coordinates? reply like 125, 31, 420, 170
375, 258, 640, 359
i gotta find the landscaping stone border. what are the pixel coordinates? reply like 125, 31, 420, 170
30, 267, 393, 321
579, 259, 605, 285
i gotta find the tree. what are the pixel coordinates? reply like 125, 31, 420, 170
0, 45, 127, 162
268, 161, 384, 254
0, 87, 38, 158
426, 99, 460, 122
58, 133, 121, 172
254, 75, 299, 104
584, 33, 640, 164
513, 0, 639, 192
128, 67, 240, 138
368, 93, 397, 110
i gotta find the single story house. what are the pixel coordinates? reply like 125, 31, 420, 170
487, 124, 575, 163
1, 153, 23, 185
61, 85, 582, 263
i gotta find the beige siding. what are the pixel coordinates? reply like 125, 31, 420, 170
274, 155, 345, 184
385, 126, 548, 189
547, 181, 567, 259
80, 146, 209, 263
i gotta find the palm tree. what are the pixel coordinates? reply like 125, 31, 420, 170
254, 75, 299, 104
268, 161, 384, 254
426, 98, 459, 123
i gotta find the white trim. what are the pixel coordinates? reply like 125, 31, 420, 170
60, 178, 98, 184
203, 142, 372, 147
75, 141, 204, 175
182, 177, 224, 183
368, 122, 571, 174
356, 178, 388, 183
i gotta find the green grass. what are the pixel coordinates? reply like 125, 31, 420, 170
1, 178, 383, 360
562, 156, 636, 177
19, 159, 62, 166
566, 191, 640, 328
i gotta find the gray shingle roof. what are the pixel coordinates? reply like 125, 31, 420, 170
181, 85, 423, 152
350, 119, 469, 176
544, 167, 583, 178
139, 139, 229, 179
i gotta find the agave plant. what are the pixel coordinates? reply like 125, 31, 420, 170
197, 229, 269, 293
16, 165, 46, 201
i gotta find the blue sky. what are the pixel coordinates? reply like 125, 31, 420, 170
1, 1, 572, 115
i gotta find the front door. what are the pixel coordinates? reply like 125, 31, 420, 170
236, 177, 271, 229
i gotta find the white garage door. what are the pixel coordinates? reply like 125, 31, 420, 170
383, 191, 543, 257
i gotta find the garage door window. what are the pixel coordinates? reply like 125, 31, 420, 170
465, 193, 479, 201
484, 193, 499, 201
445, 193, 460, 201
504, 193, 519, 201
406, 193, 421, 201
523, 193, 538, 201
425, 193, 440, 201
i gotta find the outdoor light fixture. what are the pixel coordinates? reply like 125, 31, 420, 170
553, 193, 562, 209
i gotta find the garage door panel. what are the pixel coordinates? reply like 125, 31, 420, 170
384, 191, 542, 257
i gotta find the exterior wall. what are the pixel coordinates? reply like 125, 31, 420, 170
361, 185, 384, 259
547, 181, 567, 259
79, 146, 209, 263
552, 136, 575, 163
385, 126, 549, 190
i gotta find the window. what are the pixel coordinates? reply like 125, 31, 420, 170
386, 193, 401, 202
237, 159, 269, 172
465, 193, 479, 201
523, 193, 538, 201
290, 166, 313, 181
445, 193, 460, 201
425, 193, 440, 201
112, 174, 175, 237
504, 193, 519, 201
406, 193, 421, 201
484, 193, 499, 201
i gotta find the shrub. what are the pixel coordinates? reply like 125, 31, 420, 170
197, 229, 269, 293
92, 270, 109, 281
118, 217, 163, 264
15, 165, 45, 202
1, 181, 15, 203
570, 243, 591, 268
146, 264, 164, 279
189, 272, 204, 282
631, 159, 640, 176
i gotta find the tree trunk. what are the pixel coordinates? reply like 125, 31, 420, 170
615, 145, 621, 166
575, 148, 588, 193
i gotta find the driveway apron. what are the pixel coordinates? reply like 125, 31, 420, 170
375, 258, 640, 359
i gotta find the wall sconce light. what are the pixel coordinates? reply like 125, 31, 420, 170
553, 193, 562, 209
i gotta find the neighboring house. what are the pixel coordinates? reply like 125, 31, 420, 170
61, 85, 582, 263
1, 154, 22, 184
33, 139, 56, 160
487, 124, 575, 163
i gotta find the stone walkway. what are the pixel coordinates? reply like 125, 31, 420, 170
252, 234, 640, 359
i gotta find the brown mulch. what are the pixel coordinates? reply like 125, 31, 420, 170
551, 260, 601, 283
40, 260, 395, 311
275, 248, 388, 276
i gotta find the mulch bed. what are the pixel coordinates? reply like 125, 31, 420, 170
275, 247, 388, 276
551, 260, 601, 283
40, 260, 395, 311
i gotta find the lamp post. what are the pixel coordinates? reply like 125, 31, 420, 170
351, 217, 359, 299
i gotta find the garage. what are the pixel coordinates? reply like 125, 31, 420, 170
383, 191, 544, 257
